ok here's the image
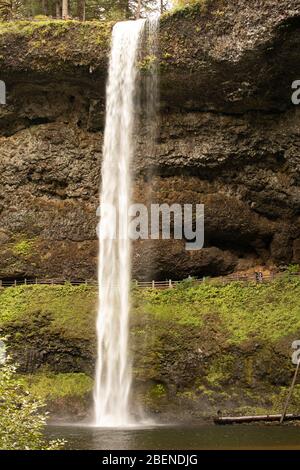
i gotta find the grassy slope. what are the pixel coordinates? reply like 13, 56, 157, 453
0, 275, 300, 418
136, 276, 300, 343
0, 283, 96, 339
132, 276, 300, 416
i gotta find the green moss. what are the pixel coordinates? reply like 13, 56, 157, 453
0, 19, 111, 39
163, 0, 200, 16
176, 390, 198, 400
143, 383, 168, 411
1, 275, 300, 346
20, 372, 93, 401
1, 275, 300, 417
0, 284, 97, 340
1, 274, 299, 347
138, 54, 158, 72
0, 19, 113, 73
206, 354, 235, 387
12, 239, 34, 257
287, 264, 300, 273
149, 383, 166, 399
134, 276, 300, 344
271, 385, 300, 415
162, 0, 214, 21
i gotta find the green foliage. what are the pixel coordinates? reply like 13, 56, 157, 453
175, 276, 199, 290
0, 19, 113, 73
1, 275, 300, 346
287, 264, 300, 274
134, 276, 300, 343
20, 372, 93, 400
0, 359, 65, 449
0, 284, 97, 340
0, 275, 300, 419
162, 0, 227, 21
206, 354, 235, 387
149, 383, 166, 399
138, 54, 157, 71
133, 286, 204, 326
12, 239, 34, 256
167, 0, 209, 16
33, 14, 49, 20
173, 0, 206, 9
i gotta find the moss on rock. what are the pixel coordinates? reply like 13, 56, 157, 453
0, 19, 113, 74
0, 274, 300, 420
19, 371, 93, 420
20, 371, 93, 400
12, 238, 35, 257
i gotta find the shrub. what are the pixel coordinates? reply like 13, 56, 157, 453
0, 358, 65, 450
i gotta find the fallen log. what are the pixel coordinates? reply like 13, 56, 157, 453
214, 413, 300, 425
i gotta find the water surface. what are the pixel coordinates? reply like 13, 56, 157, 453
45, 424, 300, 450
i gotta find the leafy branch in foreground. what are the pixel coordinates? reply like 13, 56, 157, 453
0, 357, 65, 450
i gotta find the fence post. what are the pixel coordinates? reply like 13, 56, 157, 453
169, 279, 172, 289
14, 280, 17, 287
24, 278, 27, 285
0, 280, 2, 288
152, 280, 155, 289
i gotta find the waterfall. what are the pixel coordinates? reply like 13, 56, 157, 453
94, 19, 157, 427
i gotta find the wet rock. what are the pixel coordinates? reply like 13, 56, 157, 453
0, 1, 300, 279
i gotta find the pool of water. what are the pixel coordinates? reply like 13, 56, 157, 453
45, 424, 300, 450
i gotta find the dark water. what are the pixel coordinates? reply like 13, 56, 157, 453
45, 424, 300, 450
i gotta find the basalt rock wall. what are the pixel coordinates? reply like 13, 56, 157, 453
1, 0, 300, 280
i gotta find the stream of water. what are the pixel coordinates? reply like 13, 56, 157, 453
94, 19, 146, 427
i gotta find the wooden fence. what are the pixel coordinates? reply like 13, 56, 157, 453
0, 271, 299, 289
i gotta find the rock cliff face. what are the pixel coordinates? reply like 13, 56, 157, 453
1, 0, 300, 280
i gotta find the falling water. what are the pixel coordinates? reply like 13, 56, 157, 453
94, 19, 154, 427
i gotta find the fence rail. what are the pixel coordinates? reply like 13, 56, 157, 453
0, 271, 299, 289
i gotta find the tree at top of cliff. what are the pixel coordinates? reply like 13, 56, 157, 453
0, 0, 166, 21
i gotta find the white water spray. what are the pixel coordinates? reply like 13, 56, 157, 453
94, 19, 147, 427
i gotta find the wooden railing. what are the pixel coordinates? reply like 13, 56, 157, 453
0, 271, 299, 289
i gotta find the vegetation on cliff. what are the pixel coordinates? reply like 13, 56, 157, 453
0, 0, 231, 74
0, 274, 300, 419
0, 19, 113, 73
